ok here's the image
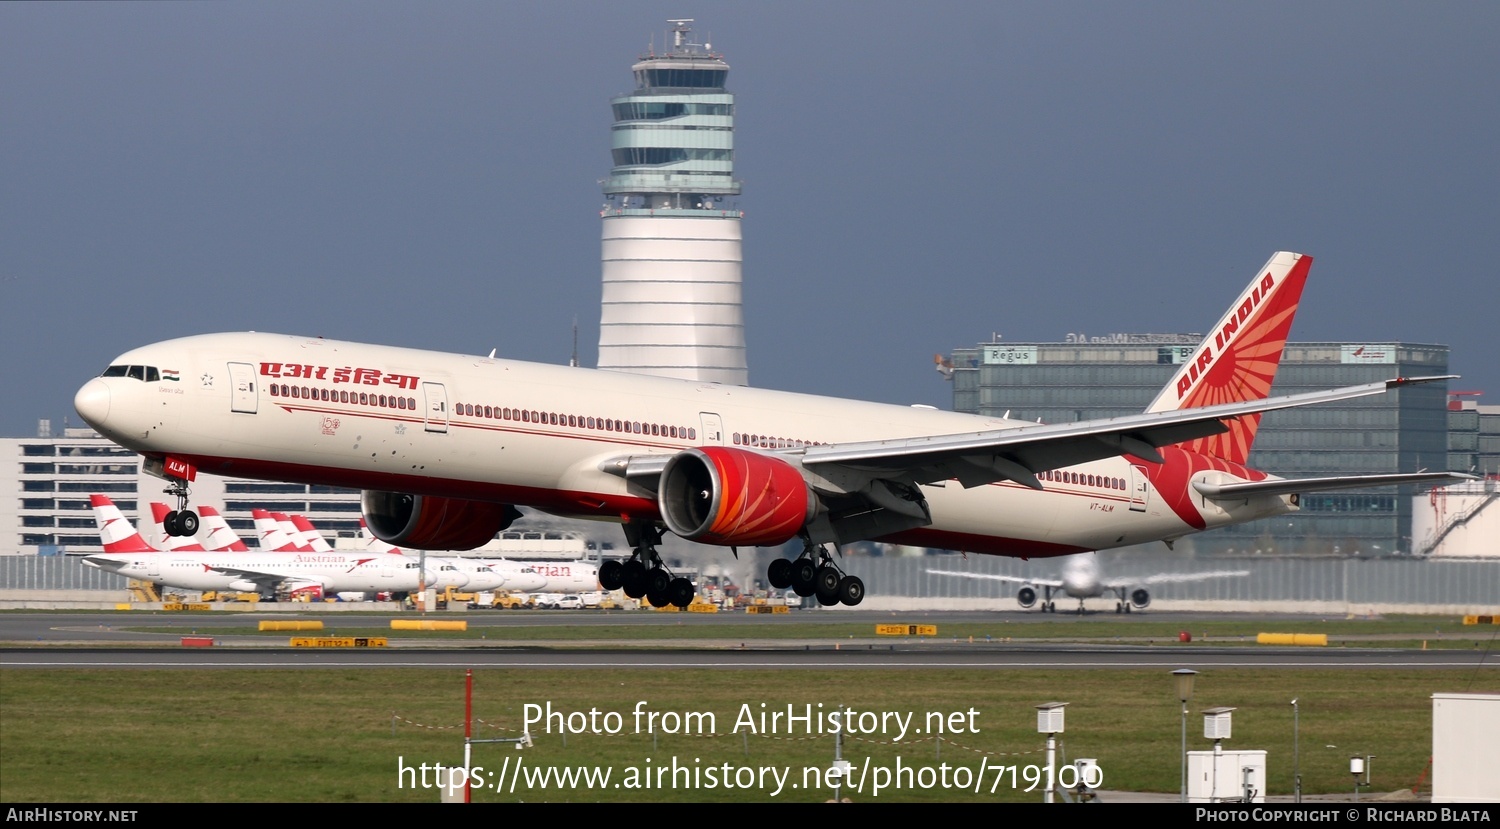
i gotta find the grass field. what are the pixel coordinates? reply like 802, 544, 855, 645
2, 660, 1491, 802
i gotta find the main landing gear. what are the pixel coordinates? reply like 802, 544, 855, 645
597, 521, 695, 609
161, 479, 199, 537
766, 542, 864, 607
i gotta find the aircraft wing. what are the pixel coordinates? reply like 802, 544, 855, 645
925, 568, 1062, 588
1104, 569, 1252, 588
1193, 471, 1476, 500
199, 565, 291, 589
607, 376, 1455, 497
800, 376, 1454, 490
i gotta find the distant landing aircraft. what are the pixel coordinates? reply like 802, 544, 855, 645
927, 555, 1251, 614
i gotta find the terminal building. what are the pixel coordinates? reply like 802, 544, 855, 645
944, 337, 1492, 556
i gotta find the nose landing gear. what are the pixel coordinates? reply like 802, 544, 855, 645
161, 479, 199, 537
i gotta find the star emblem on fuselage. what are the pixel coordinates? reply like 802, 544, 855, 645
201, 373, 214, 388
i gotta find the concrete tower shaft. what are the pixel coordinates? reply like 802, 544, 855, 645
599, 19, 747, 385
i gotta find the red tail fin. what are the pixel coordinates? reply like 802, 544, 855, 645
1144, 251, 1312, 464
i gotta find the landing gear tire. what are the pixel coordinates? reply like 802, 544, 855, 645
1124, 603, 1132, 614
816, 590, 839, 607
646, 589, 671, 608
621, 560, 647, 599
647, 567, 671, 597
767, 558, 793, 590
599, 560, 624, 591
1115, 602, 1124, 614
789, 554, 820, 596
177, 510, 199, 537
815, 566, 841, 597
163, 511, 181, 537
668, 577, 694, 609
837, 576, 864, 607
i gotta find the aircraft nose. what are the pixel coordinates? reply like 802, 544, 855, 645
74, 379, 111, 427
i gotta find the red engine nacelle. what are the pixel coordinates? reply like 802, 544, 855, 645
361, 491, 521, 550
659, 447, 815, 547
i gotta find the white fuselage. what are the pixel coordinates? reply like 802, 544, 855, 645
75, 332, 1293, 559
1058, 557, 1109, 599
83, 549, 429, 594
480, 560, 599, 593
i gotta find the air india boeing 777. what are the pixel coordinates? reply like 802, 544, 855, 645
72, 252, 1468, 609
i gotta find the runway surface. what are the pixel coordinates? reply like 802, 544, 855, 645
1, 609, 1493, 671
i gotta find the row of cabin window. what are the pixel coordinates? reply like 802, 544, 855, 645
268, 384, 416, 410
731, 433, 826, 450
453, 403, 698, 441
1040, 469, 1126, 490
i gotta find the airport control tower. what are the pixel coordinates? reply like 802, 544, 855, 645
599, 19, 747, 385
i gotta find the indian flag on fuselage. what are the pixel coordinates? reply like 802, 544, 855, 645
1144, 251, 1312, 465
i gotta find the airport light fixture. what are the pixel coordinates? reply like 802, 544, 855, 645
1035, 702, 1067, 804
1172, 669, 1197, 802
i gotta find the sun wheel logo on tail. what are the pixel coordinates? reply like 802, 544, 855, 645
1147, 252, 1312, 466
659, 447, 816, 546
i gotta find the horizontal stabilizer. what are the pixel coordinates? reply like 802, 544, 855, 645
1193, 471, 1477, 500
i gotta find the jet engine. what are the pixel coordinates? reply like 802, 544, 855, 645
362, 491, 521, 550
1017, 586, 1037, 609
658, 447, 816, 547
1130, 588, 1151, 609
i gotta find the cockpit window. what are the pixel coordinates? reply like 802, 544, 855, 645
101, 365, 162, 382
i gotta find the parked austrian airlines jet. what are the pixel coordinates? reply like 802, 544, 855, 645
74, 253, 1468, 609
83, 496, 431, 597
927, 556, 1250, 614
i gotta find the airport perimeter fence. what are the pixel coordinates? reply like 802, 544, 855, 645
0, 555, 129, 590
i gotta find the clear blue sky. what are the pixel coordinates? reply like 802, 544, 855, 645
3, 1, 1496, 439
